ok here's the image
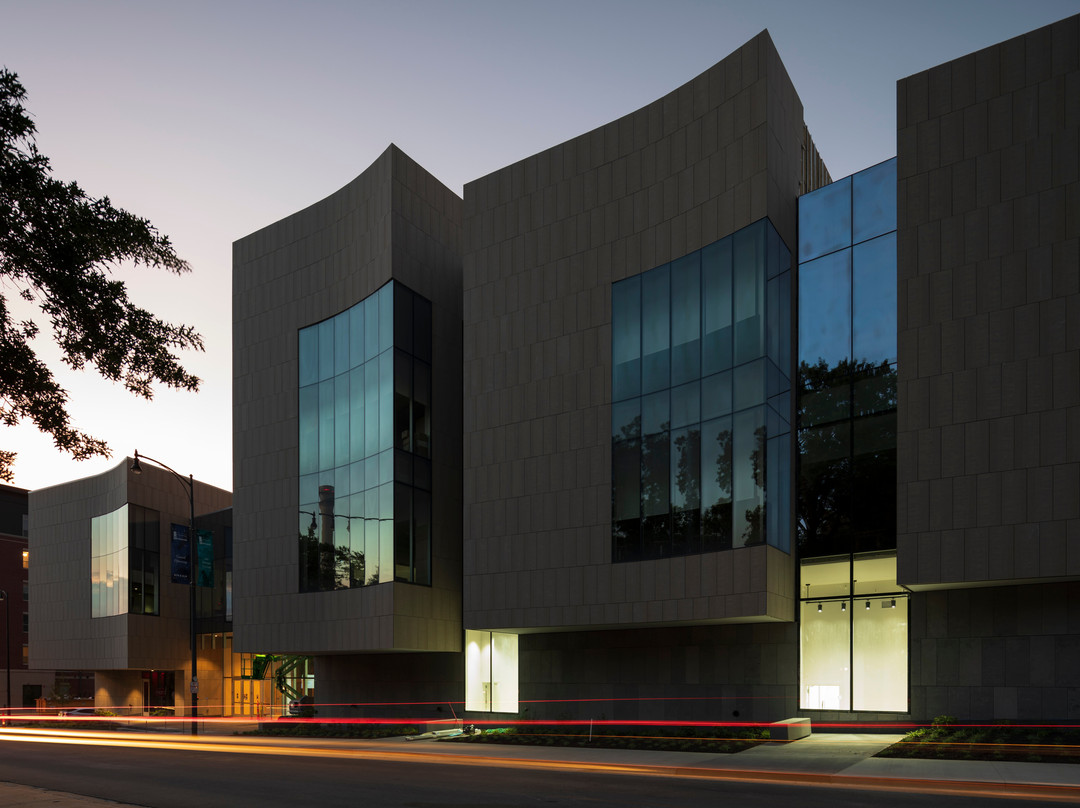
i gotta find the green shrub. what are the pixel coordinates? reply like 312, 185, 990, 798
447, 723, 768, 754
243, 722, 418, 739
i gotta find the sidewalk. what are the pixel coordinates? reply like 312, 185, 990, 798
3, 730, 1080, 806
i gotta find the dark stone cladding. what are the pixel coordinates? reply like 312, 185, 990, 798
28, 460, 230, 672
232, 145, 464, 655
896, 14, 1080, 588
461, 32, 820, 632
897, 14, 1080, 722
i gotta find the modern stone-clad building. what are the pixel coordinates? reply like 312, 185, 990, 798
459, 31, 825, 719
26, 13, 1078, 724
29, 460, 231, 712
895, 18, 1080, 720
231, 145, 466, 709
225, 14, 1078, 724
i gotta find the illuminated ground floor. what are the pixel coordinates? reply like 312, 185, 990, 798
296, 568, 1080, 725
91, 633, 315, 719
81, 575, 1080, 724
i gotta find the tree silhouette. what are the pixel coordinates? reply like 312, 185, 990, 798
0, 69, 202, 481
742, 424, 767, 546
639, 420, 670, 557
672, 427, 701, 553
298, 525, 371, 592
612, 406, 780, 555
702, 424, 732, 551
612, 414, 642, 560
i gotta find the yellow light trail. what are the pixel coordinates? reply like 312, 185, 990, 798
1, 729, 1078, 803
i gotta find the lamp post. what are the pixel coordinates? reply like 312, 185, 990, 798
0, 589, 9, 724
130, 451, 198, 736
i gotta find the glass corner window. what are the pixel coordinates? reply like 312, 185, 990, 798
91, 504, 159, 618
611, 218, 793, 562
298, 281, 434, 593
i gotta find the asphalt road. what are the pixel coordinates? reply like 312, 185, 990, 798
0, 736, 1061, 808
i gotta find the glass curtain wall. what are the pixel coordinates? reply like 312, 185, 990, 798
797, 158, 897, 558
797, 159, 906, 713
128, 505, 160, 615
612, 218, 793, 561
194, 515, 233, 624
91, 505, 127, 618
298, 281, 433, 591
92, 504, 160, 618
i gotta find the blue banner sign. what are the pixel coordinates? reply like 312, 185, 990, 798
170, 524, 190, 585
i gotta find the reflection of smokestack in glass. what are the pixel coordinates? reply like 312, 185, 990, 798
318, 485, 335, 546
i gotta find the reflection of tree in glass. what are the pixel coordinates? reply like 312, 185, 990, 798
702, 426, 732, 550
611, 415, 641, 557
639, 424, 667, 515
797, 358, 897, 556
640, 421, 670, 556
672, 427, 701, 552
297, 526, 368, 592
337, 543, 365, 589
743, 425, 767, 545
297, 525, 324, 592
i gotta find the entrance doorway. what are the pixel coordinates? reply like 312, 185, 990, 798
232, 677, 272, 718
140, 671, 175, 712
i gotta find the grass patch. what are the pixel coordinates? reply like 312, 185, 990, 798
445, 724, 770, 754
242, 722, 419, 739
877, 716, 1080, 764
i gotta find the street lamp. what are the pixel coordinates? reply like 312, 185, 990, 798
0, 589, 9, 723
130, 451, 199, 736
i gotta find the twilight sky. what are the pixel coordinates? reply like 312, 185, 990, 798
0, 0, 1076, 494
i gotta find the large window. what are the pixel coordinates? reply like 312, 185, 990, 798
91, 505, 127, 618
128, 505, 160, 615
797, 158, 897, 559
612, 218, 792, 561
799, 552, 908, 712
797, 159, 905, 713
91, 504, 159, 618
193, 512, 233, 625
465, 630, 518, 713
298, 281, 433, 591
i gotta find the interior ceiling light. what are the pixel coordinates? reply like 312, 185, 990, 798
817, 603, 822, 612
866, 601, 871, 610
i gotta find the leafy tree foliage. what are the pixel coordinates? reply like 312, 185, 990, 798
0, 68, 202, 481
